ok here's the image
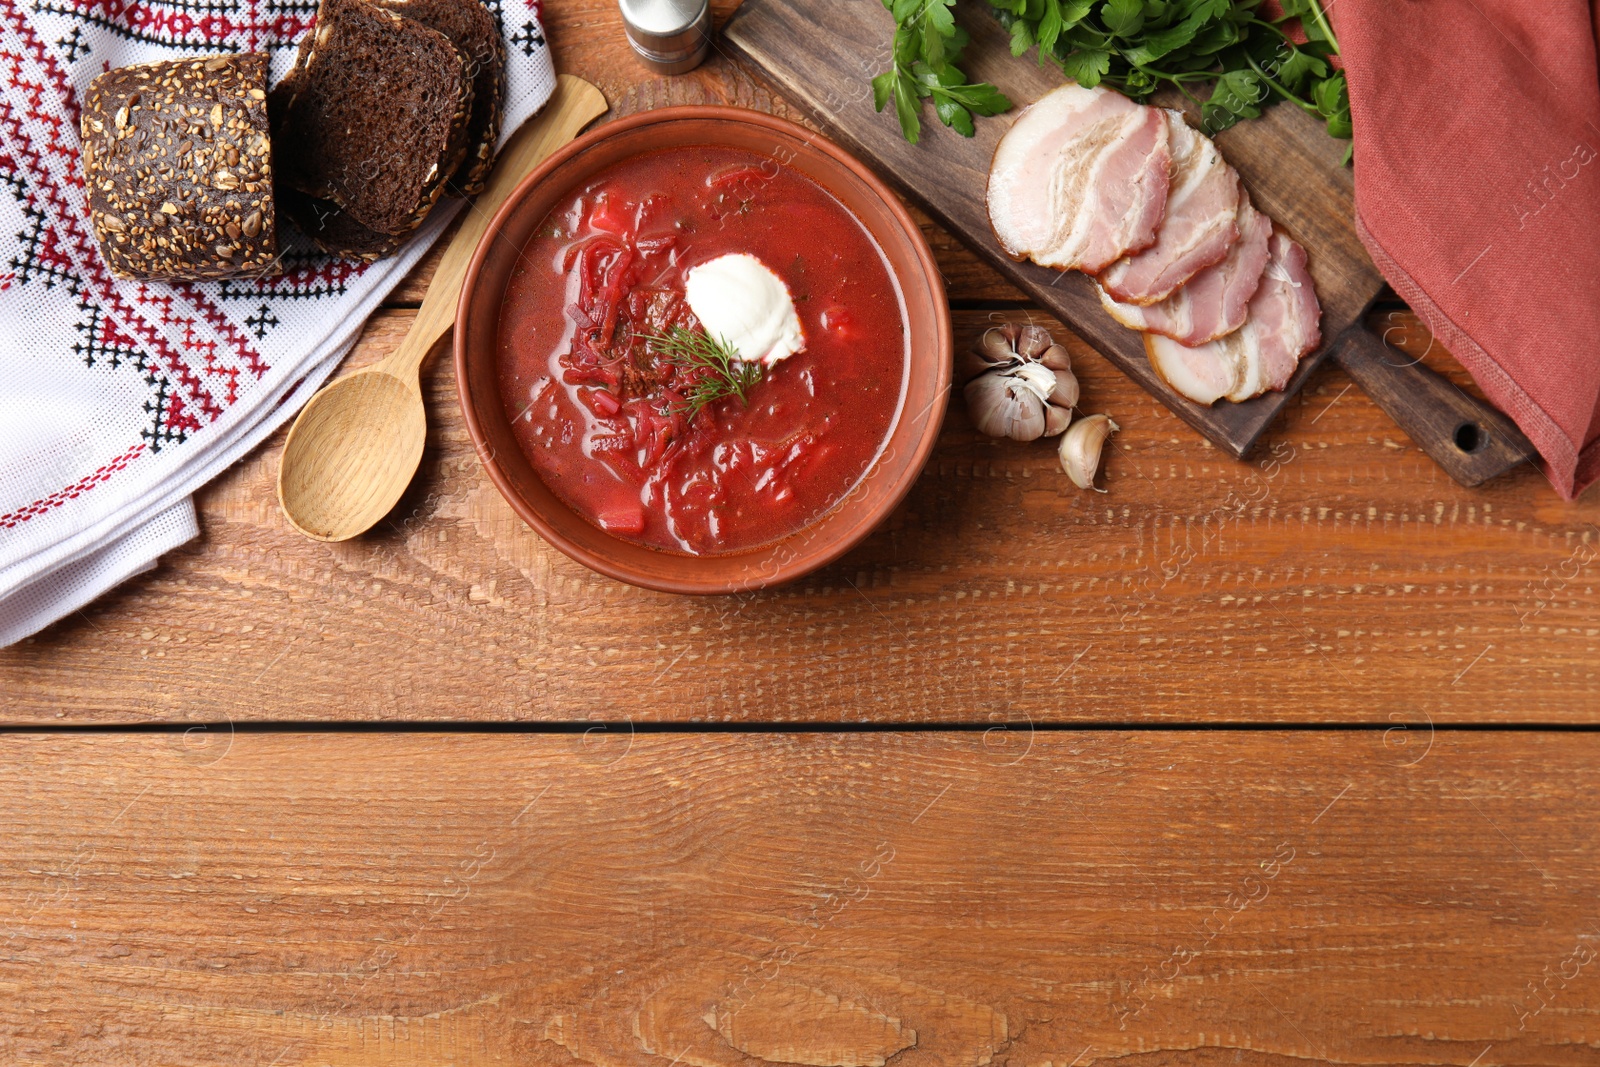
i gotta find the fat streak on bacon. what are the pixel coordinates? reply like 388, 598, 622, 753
1097, 111, 1239, 305
1144, 228, 1322, 405
1097, 186, 1272, 346
987, 82, 1171, 274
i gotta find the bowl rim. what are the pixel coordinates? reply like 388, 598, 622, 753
454, 104, 952, 594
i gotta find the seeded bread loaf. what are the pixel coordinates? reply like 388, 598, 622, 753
374, 0, 504, 198
81, 54, 277, 280
271, 0, 473, 237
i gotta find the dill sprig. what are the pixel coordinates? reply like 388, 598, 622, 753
642, 326, 765, 420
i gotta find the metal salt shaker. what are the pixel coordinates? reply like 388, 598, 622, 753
617, 0, 711, 75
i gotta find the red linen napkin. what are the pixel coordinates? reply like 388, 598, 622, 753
1331, 0, 1600, 498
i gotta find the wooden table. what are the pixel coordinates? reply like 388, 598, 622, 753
3, 3, 1598, 1063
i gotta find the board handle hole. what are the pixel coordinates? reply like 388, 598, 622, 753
1454, 422, 1483, 453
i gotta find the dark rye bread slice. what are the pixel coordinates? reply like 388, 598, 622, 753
276, 185, 402, 262
374, 0, 503, 198
82, 54, 277, 280
271, 0, 473, 236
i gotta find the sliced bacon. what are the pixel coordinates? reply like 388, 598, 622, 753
1144, 329, 1240, 404
1098, 112, 1239, 304
1098, 186, 1272, 346
1231, 228, 1321, 398
987, 83, 1171, 274
1144, 227, 1322, 405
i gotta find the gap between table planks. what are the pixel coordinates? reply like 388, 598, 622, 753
3, 730, 1597, 1067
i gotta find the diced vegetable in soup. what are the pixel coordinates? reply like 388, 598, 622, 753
496, 145, 910, 555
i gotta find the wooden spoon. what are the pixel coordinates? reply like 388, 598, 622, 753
277, 75, 608, 542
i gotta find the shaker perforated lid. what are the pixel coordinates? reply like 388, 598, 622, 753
617, 0, 711, 75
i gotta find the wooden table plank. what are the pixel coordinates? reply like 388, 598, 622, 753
2, 731, 1596, 1066
4, 303, 1595, 723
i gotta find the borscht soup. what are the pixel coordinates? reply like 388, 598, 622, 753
495, 144, 910, 556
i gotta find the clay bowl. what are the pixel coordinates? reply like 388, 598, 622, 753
455, 106, 951, 594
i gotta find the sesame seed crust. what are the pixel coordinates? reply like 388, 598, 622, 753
82, 53, 278, 281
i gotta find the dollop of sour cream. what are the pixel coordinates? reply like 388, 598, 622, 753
683, 253, 805, 366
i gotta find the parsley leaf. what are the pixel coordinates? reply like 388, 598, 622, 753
1057, 46, 1112, 87
1312, 70, 1351, 138
1100, 0, 1146, 37
1200, 68, 1263, 133
1272, 46, 1328, 93
1008, 17, 1034, 56
874, 0, 1012, 143
1120, 12, 1206, 67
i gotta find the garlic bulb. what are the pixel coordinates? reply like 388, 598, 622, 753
965, 367, 1056, 440
1059, 413, 1118, 491
962, 324, 1078, 441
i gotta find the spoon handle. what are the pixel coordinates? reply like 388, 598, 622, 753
385, 75, 609, 380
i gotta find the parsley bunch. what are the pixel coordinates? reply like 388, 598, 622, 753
878, 0, 1351, 154
872, 0, 1013, 144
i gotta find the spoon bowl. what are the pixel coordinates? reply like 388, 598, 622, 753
275, 76, 608, 542
278, 369, 426, 541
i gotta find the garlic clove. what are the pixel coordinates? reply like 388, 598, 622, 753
959, 348, 1000, 383
1044, 404, 1072, 437
965, 370, 1047, 441
1039, 344, 1072, 371
998, 388, 1049, 438
1049, 367, 1079, 410
1036, 344, 1078, 409
1059, 413, 1118, 490
977, 325, 1021, 364
1016, 324, 1053, 359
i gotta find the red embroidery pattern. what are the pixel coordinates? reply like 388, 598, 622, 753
34, 0, 316, 53
0, 442, 145, 529
68, 292, 198, 452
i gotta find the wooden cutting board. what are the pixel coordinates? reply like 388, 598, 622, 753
722, 0, 1534, 481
